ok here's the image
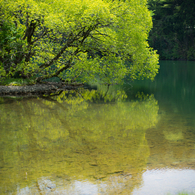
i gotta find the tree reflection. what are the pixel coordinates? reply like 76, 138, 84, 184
0, 88, 159, 194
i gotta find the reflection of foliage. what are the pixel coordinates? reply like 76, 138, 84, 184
55, 85, 127, 104
0, 89, 159, 194
130, 61, 195, 115
164, 131, 183, 142
146, 111, 195, 171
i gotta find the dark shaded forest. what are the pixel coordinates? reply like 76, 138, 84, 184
148, 0, 195, 60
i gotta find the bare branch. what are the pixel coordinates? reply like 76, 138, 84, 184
39, 23, 99, 70
31, 27, 48, 44
36, 48, 81, 82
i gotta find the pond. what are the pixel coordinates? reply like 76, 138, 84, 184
0, 61, 195, 195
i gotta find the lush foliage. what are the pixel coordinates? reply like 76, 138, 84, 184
0, 0, 159, 84
148, 0, 195, 60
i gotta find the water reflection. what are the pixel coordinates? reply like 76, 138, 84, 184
1, 61, 195, 194
128, 60, 195, 115
0, 88, 158, 194
16, 169, 195, 195
133, 169, 195, 195
146, 113, 195, 170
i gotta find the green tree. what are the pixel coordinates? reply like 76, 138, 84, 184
148, 0, 195, 60
0, 0, 159, 84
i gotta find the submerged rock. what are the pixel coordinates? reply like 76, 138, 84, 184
37, 177, 56, 194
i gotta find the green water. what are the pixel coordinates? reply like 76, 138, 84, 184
0, 61, 195, 195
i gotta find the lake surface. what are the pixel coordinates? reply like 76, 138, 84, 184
0, 61, 195, 195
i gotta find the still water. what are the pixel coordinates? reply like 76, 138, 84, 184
0, 61, 195, 195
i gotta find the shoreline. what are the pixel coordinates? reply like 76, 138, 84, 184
0, 82, 84, 96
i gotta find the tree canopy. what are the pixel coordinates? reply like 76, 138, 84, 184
148, 0, 195, 60
0, 0, 158, 83
0, 0, 159, 84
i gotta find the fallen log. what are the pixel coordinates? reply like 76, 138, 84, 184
0, 82, 84, 96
